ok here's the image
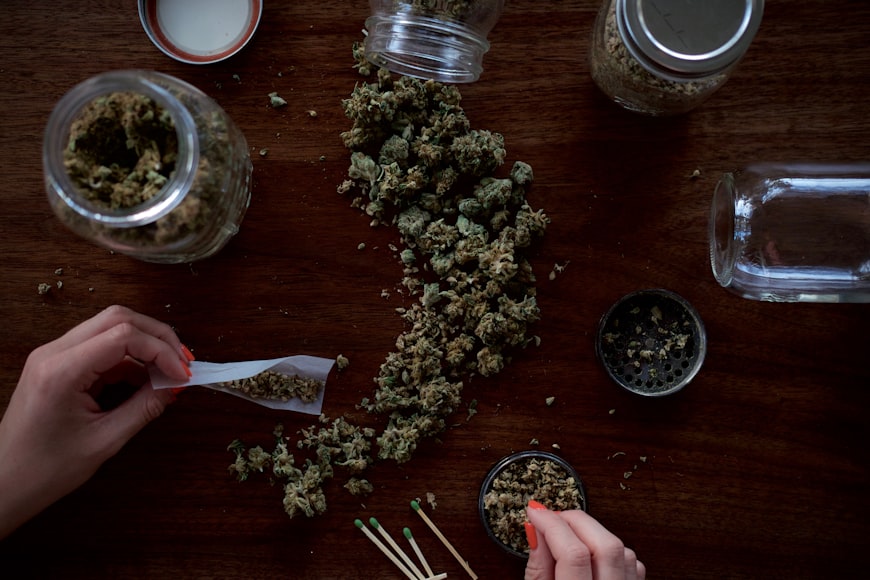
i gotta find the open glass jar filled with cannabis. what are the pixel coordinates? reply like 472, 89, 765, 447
365, 0, 504, 83
44, 70, 252, 263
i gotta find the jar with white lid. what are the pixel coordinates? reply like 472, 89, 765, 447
589, 0, 764, 116
44, 70, 252, 263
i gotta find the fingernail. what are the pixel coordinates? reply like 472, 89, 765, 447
181, 344, 195, 362
528, 499, 547, 511
183, 364, 192, 378
170, 387, 185, 396
524, 521, 538, 550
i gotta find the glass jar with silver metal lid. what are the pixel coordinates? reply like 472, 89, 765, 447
589, 0, 764, 116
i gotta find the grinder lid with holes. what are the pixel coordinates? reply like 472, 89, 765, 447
596, 289, 706, 396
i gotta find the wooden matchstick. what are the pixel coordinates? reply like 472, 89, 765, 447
355, 519, 417, 580
369, 517, 426, 580
404, 527, 435, 577
411, 500, 478, 579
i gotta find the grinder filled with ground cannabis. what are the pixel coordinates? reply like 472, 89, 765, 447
44, 70, 252, 263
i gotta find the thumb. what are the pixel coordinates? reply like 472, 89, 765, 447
97, 384, 175, 457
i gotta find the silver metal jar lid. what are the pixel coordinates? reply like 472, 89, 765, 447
617, 0, 764, 80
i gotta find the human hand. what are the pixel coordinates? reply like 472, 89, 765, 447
0, 305, 193, 539
524, 500, 645, 580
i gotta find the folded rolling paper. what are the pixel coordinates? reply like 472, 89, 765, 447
149, 355, 335, 414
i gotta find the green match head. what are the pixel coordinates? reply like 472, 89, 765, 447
403, 527, 413, 539
369, 517, 380, 528
354, 519, 364, 528
411, 500, 421, 511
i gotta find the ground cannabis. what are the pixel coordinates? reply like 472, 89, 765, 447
482, 456, 585, 555
220, 371, 324, 402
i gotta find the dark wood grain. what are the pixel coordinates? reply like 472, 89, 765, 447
2, 1, 869, 578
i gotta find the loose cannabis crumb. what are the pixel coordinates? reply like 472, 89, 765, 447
220, 371, 324, 402
483, 456, 584, 555
426, 491, 437, 509
466, 398, 478, 421
344, 477, 374, 496
37, 283, 52, 295
268, 92, 288, 108
545, 396, 555, 406
336, 354, 350, 370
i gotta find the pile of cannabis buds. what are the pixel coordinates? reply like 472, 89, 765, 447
227, 43, 549, 519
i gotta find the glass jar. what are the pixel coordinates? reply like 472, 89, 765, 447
589, 0, 764, 116
365, 0, 504, 83
44, 70, 252, 263
710, 163, 870, 303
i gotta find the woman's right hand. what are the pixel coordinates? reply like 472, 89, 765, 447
524, 500, 645, 580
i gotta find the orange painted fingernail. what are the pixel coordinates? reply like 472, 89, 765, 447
183, 364, 192, 378
170, 387, 185, 395
528, 499, 547, 511
524, 521, 538, 550
181, 344, 195, 362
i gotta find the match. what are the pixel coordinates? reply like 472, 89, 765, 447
369, 517, 426, 580
411, 500, 478, 579
354, 519, 417, 580
404, 527, 435, 577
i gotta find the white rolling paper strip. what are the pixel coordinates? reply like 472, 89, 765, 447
149, 355, 335, 414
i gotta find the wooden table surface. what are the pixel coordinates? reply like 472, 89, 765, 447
2, 1, 869, 578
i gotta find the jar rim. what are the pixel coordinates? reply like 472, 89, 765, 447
710, 172, 738, 287
43, 70, 199, 227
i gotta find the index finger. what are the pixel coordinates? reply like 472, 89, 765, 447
53, 321, 191, 392
43, 305, 185, 360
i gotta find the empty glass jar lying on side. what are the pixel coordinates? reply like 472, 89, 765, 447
589, 0, 764, 116
44, 70, 252, 263
365, 0, 504, 83
710, 162, 870, 303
